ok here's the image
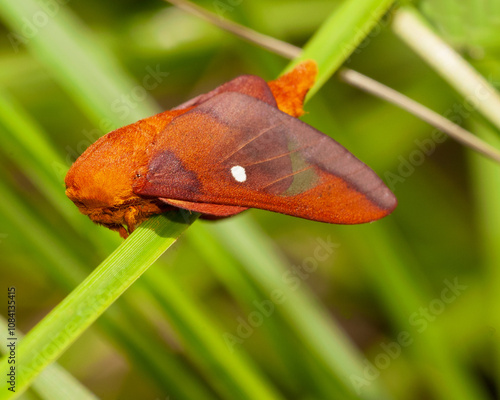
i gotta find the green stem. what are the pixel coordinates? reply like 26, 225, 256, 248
290, 0, 395, 98
393, 6, 500, 132
0, 212, 197, 398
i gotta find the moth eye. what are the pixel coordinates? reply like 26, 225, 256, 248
135, 172, 142, 178
230, 165, 247, 182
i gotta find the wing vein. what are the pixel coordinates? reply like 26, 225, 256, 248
260, 166, 315, 190
218, 122, 282, 164
240, 139, 324, 167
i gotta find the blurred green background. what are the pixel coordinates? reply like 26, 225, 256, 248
0, 0, 499, 399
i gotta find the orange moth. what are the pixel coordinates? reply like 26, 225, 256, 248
65, 61, 396, 238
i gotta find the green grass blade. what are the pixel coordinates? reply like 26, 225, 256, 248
97, 306, 218, 400
342, 222, 490, 400
393, 6, 500, 132
185, 226, 328, 397
207, 217, 389, 400
0, 0, 160, 128
0, 317, 97, 400
0, 90, 76, 221
0, 178, 91, 287
289, 0, 396, 98
141, 269, 286, 400
469, 122, 500, 391
0, 212, 197, 398
0, 178, 219, 400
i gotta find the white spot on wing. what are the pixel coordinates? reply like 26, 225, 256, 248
231, 165, 247, 182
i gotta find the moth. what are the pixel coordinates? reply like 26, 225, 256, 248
65, 61, 397, 238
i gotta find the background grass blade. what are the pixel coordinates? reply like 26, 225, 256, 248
206, 218, 389, 400
469, 122, 500, 393
0, 212, 197, 398
0, 175, 218, 400
140, 269, 286, 400
0, 317, 98, 400
290, 0, 395, 97
0, 0, 159, 127
393, 6, 500, 132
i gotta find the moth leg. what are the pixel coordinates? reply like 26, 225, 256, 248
117, 225, 129, 239
124, 207, 140, 235
104, 224, 129, 239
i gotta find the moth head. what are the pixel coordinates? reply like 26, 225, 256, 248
64, 126, 148, 217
